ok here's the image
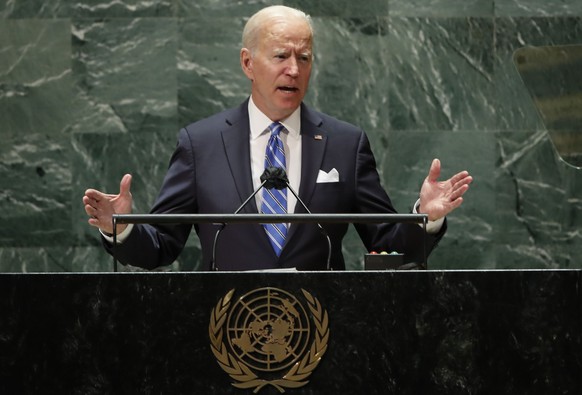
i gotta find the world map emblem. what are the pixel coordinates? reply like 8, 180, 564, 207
209, 287, 329, 393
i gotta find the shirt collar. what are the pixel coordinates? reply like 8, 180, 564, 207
248, 96, 301, 140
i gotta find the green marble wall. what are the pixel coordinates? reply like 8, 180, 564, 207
1, 0, 581, 272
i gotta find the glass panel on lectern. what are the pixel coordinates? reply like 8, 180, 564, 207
513, 44, 582, 167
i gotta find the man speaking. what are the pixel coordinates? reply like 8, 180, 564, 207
82, 5, 472, 271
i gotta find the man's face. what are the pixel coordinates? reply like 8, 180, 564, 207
241, 16, 312, 121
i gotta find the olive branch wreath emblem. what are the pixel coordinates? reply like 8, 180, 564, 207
208, 288, 329, 393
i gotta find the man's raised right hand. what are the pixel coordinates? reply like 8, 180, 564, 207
83, 174, 133, 235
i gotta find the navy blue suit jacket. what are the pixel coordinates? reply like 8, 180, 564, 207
106, 100, 445, 270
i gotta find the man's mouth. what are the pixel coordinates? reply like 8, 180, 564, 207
278, 86, 299, 92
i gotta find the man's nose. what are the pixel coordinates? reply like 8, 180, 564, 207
286, 57, 299, 77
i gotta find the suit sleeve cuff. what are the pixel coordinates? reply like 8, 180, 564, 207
100, 223, 134, 244
413, 199, 444, 234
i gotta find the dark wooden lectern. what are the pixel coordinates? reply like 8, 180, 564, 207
1, 270, 580, 394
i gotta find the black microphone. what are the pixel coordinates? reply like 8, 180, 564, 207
260, 166, 288, 190
210, 168, 272, 271
262, 167, 333, 271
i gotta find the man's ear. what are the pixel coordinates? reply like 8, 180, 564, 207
240, 48, 254, 81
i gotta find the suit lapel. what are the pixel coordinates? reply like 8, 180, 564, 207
297, 104, 327, 211
221, 101, 258, 213
283, 105, 327, 247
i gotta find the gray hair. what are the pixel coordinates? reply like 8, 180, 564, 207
242, 6, 313, 54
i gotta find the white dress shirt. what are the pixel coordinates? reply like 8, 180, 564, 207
248, 96, 301, 214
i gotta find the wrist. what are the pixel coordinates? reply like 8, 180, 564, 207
100, 223, 128, 237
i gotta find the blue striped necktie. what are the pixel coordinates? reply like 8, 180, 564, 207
261, 122, 288, 256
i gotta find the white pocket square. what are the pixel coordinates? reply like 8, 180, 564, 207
316, 168, 340, 183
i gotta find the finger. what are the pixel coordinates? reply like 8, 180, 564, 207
87, 217, 101, 227
86, 207, 103, 228
85, 188, 116, 204
427, 158, 441, 183
461, 175, 473, 189
448, 178, 471, 200
450, 183, 470, 200
82, 195, 93, 206
448, 171, 471, 187
86, 209, 113, 232
83, 194, 110, 213
119, 174, 132, 198
84, 203, 98, 217
87, 216, 113, 232
84, 205, 110, 227
449, 197, 464, 210
83, 194, 102, 208
84, 189, 103, 202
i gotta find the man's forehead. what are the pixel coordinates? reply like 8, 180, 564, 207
263, 29, 312, 49
266, 36, 312, 49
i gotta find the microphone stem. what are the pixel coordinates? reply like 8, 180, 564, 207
284, 181, 333, 271
234, 180, 267, 214
210, 224, 225, 271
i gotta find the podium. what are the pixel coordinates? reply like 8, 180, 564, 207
1, 270, 581, 394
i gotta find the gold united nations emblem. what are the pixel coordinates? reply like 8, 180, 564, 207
209, 287, 329, 393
